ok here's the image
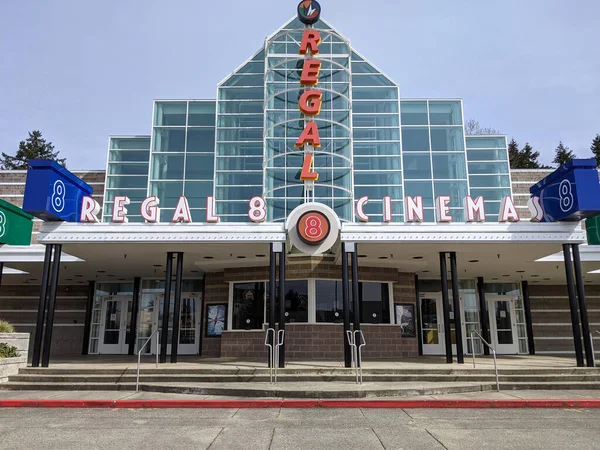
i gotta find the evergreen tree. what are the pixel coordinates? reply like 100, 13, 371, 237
0, 130, 66, 170
519, 143, 542, 169
508, 138, 521, 168
552, 141, 576, 167
591, 134, 600, 167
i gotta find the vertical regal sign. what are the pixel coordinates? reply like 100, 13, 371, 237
297, 1, 322, 200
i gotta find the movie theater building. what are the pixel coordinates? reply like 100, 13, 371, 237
1, 7, 600, 368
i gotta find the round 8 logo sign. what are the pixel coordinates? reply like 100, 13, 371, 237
297, 211, 330, 245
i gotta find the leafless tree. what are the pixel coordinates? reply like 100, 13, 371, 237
464, 119, 500, 135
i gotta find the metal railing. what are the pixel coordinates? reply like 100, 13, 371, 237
264, 328, 285, 384
470, 330, 500, 392
591, 330, 600, 367
346, 330, 366, 384
136, 329, 159, 392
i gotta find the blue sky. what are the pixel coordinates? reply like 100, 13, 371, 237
1, 0, 598, 169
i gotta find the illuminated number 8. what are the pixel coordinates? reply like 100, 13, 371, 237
559, 180, 574, 213
248, 196, 266, 222
0, 211, 6, 238
52, 180, 66, 213
305, 215, 322, 238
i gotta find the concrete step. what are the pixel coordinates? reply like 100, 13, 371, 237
9, 373, 600, 384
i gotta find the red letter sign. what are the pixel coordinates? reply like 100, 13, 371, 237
295, 121, 321, 147
298, 90, 323, 116
300, 154, 319, 181
300, 60, 321, 85
299, 30, 321, 55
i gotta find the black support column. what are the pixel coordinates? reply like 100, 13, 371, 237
171, 253, 184, 363
82, 280, 96, 355
278, 243, 286, 368
128, 277, 141, 356
159, 252, 174, 364
477, 277, 490, 356
572, 244, 594, 367
415, 275, 423, 356
449, 252, 464, 364
563, 244, 584, 367
0, 262, 3, 287
32, 245, 53, 367
341, 243, 351, 367
521, 280, 535, 355
350, 243, 361, 367
439, 252, 453, 364
268, 243, 276, 367
41, 244, 62, 367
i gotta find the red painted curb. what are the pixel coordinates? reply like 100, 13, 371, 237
2, 399, 600, 408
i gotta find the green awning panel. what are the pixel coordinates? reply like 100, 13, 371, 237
0, 198, 34, 246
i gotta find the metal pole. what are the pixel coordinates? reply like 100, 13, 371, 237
32, 245, 53, 367
160, 252, 173, 364
572, 244, 594, 367
268, 243, 276, 367
0, 262, 3, 287
521, 280, 535, 355
439, 252, 453, 364
415, 274, 423, 356
342, 243, 351, 367
351, 245, 361, 368
476, 277, 489, 356
82, 280, 95, 355
278, 243, 286, 368
563, 244, 584, 367
128, 277, 141, 356
171, 253, 184, 364
449, 252, 464, 364
42, 244, 62, 367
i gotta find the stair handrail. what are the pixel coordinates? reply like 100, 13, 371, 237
274, 329, 285, 383
136, 329, 159, 392
470, 330, 500, 392
346, 329, 366, 384
264, 328, 275, 384
591, 330, 600, 367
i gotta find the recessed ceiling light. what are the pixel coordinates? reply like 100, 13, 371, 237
255, 254, 266, 258
516, 270, 525, 273
107, 274, 115, 277
190, 270, 199, 273
97, 270, 106, 273
378, 256, 388, 260
237, 256, 246, 259
543, 278, 550, 280
531, 275, 540, 277
469, 260, 479, 263
74, 275, 83, 278
358, 255, 367, 258
412, 256, 423, 260
153, 264, 162, 267
203, 256, 214, 259
422, 270, 430, 273
118, 279, 126, 281
503, 275, 510, 277
65, 278, 73, 281
492, 278, 499, 280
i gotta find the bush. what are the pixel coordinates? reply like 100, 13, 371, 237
0, 320, 14, 333
0, 343, 19, 359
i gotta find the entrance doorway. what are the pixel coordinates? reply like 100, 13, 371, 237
420, 293, 467, 356
487, 296, 519, 354
98, 296, 133, 354
138, 292, 202, 356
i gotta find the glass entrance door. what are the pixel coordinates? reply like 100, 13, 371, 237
98, 296, 132, 354
420, 293, 467, 356
487, 297, 519, 354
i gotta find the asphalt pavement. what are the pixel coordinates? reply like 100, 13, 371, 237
1, 406, 599, 449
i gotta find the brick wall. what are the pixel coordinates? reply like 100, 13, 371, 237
202, 271, 228, 357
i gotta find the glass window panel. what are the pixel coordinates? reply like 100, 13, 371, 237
217, 200, 255, 214
430, 127, 464, 151
222, 74, 264, 87
108, 163, 148, 176
469, 175, 511, 188
467, 149, 508, 161
429, 101, 462, 125
316, 280, 351, 323
352, 114, 399, 127
352, 74, 394, 87
401, 101, 428, 125
154, 102, 187, 126
151, 153, 184, 180
354, 171, 402, 185
466, 136, 506, 149
352, 87, 398, 100
218, 115, 264, 128
360, 283, 390, 324
219, 101, 263, 114
353, 142, 400, 156
351, 62, 378, 73
185, 154, 215, 180
232, 282, 265, 330
434, 181, 468, 206
216, 172, 262, 186
354, 185, 402, 199
188, 102, 216, 126
432, 154, 467, 179
265, 280, 309, 324
468, 162, 510, 175
217, 128, 262, 141
185, 181, 213, 207
217, 157, 263, 171
236, 62, 264, 74
186, 128, 215, 153
109, 150, 150, 162
403, 154, 432, 179
353, 156, 401, 171
354, 128, 400, 141
402, 127, 430, 152
353, 101, 398, 114
104, 190, 147, 202
110, 138, 150, 150
217, 143, 263, 156
106, 175, 148, 189
218, 87, 264, 100
484, 202, 502, 215
470, 188, 511, 201
149, 181, 183, 208
153, 128, 186, 152
404, 181, 434, 207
